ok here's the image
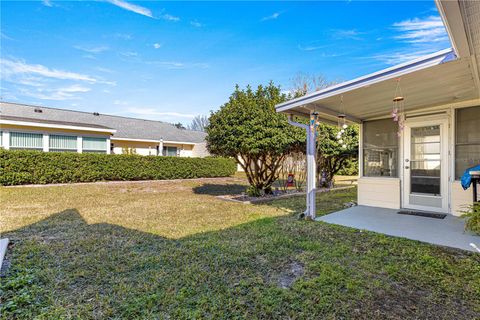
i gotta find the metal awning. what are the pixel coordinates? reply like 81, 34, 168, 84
276, 49, 478, 122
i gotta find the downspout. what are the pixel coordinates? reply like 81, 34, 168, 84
287, 114, 317, 219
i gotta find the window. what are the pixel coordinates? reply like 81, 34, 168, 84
82, 137, 107, 153
10, 132, 43, 150
363, 119, 399, 177
50, 135, 77, 152
455, 106, 480, 179
163, 146, 178, 156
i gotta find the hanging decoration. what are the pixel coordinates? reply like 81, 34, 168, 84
392, 78, 405, 137
337, 95, 348, 149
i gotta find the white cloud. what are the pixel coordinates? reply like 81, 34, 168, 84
121, 51, 138, 57
0, 32, 13, 40
74, 45, 109, 54
261, 12, 282, 21
95, 67, 114, 73
190, 20, 203, 28
18, 85, 91, 101
114, 100, 128, 105
367, 15, 450, 65
106, 0, 153, 18
392, 16, 448, 43
125, 107, 196, 119
147, 61, 209, 70
42, 0, 53, 7
160, 13, 180, 22
371, 49, 440, 65
113, 33, 133, 40
1, 58, 98, 83
153, 43, 162, 49
332, 29, 364, 40
297, 43, 328, 52
1, 58, 114, 101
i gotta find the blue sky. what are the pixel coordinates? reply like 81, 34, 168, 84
1, 1, 451, 125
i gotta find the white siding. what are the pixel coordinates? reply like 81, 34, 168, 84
113, 146, 157, 156
451, 181, 478, 216
358, 177, 401, 209
191, 142, 209, 158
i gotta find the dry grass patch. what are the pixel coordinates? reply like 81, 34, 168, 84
1, 177, 479, 319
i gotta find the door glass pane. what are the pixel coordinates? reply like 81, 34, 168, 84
410, 125, 441, 195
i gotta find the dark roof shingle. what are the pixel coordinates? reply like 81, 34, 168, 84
0, 102, 207, 143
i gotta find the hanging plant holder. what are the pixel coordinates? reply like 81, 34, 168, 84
392, 79, 405, 137
336, 96, 348, 149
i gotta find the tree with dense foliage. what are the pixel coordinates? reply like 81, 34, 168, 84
206, 83, 304, 195
316, 123, 358, 187
188, 115, 209, 132
290, 72, 359, 186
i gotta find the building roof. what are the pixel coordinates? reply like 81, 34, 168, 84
0, 102, 207, 143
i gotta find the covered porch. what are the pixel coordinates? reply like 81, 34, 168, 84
317, 205, 480, 252
275, 0, 480, 219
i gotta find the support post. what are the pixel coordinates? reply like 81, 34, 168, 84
288, 113, 318, 219
159, 139, 164, 156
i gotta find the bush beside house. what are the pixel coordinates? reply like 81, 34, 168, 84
0, 150, 236, 186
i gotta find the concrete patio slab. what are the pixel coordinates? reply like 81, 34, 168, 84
317, 206, 480, 253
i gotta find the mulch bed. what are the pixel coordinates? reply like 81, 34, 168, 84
216, 185, 355, 204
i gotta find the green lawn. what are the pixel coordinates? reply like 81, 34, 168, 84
1, 177, 479, 319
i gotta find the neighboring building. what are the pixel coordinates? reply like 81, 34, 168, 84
0, 102, 209, 157
276, 0, 480, 217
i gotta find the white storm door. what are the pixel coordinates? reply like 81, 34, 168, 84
403, 117, 449, 213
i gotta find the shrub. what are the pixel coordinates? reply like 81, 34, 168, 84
462, 202, 480, 235
0, 150, 236, 186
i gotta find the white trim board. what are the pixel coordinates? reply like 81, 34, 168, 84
111, 137, 197, 145
0, 119, 116, 134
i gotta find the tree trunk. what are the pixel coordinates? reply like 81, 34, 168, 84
236, 153, 284, 195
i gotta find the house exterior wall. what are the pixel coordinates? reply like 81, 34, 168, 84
0, 124, 208, 158
111, 140, 198, 157
357, 101, 479, 215
357, 177, 401, 209
191, 142, 209, 158
111, 140, 159, 156
0, 124, 111, 153
451, 181, 479, 216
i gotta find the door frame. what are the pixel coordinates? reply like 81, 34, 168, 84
402, 115, 450, 213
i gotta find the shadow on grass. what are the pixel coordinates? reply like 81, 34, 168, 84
192, 183, 246, 196
2, 208, 479, 319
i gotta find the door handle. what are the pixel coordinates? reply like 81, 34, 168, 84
405, 166, 410, 169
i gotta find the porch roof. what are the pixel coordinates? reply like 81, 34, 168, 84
276, 49, 478, 122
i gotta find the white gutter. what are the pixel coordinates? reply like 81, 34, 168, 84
0, 119, 116, 134
276, 48, 455, 114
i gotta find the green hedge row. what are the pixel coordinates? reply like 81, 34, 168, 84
0, 149, 236, 186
